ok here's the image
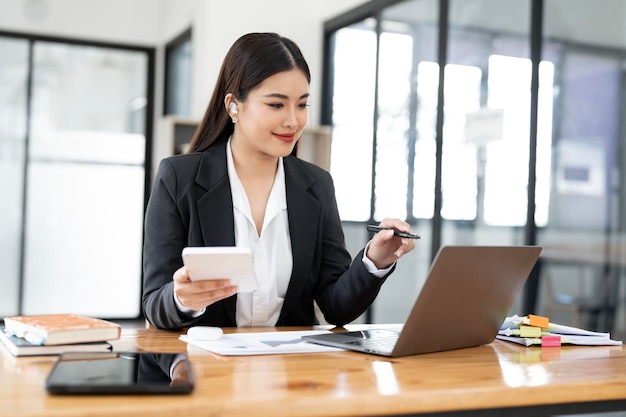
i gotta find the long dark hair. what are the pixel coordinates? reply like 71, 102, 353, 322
187, 32, 311, 153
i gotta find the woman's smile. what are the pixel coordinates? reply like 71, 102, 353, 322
273, 132, 296, 143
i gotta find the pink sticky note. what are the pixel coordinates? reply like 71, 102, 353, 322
541, 335, 561, 347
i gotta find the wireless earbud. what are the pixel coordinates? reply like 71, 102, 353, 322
229, 102, 238, 114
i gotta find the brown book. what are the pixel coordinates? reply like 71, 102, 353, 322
0, 326, 112, 357
3, 314, 121, 346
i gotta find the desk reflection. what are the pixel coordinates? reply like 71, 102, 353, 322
137, 352, 193, 389
492, 340, 623, 388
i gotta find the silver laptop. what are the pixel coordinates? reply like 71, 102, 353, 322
303, 245, 542, 357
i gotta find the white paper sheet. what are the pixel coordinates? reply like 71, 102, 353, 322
179, 330, 345, 356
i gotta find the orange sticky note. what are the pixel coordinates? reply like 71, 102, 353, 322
527, 314, 549, 328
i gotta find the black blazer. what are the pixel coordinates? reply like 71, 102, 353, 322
142, 138, 392, 330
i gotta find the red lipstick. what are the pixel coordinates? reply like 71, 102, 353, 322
274, 132, 296, 143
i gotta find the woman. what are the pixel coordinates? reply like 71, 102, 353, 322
142, 32, 416, 330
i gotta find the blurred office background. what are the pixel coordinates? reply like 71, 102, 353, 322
1, 0, 625, 339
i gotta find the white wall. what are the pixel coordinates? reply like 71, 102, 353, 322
0, 0, 163, 45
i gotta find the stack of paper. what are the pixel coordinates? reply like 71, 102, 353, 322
497, 314, 622, 347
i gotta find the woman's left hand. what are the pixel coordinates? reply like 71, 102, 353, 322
365, 218, 416, 269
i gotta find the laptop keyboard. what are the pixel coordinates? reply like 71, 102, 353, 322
346, 336, 398, 352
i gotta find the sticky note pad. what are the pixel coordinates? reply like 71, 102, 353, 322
527, 314, 549, 328
519, 325, 542, 338
541, 335, 561, 347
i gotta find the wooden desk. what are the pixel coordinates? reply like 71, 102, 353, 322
3, 326, 626, 417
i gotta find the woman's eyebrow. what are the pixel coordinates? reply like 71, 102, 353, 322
262, 93, 310, 100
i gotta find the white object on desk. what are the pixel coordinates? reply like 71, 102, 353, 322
186, 326, 223, 341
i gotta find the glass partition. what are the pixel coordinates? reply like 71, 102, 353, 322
21, 41, 149, 317
442, 0, 532, 246
0, 34, 152, 319
0, 36, 29, 317
538, 0, 626, 332
326, 0, 626, 335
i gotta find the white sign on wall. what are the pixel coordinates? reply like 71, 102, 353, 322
464, 108, 504, 145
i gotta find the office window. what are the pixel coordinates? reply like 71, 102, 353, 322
328, 1, 539, 228
417, 62, 482, 221
324, 0, 534, 325
326, 0, 626, 333
0, 32, 153, 318
374, 30, 413, 221
483, 55, 554, 227
164, 28, 192, 117
329, 22, 377, 221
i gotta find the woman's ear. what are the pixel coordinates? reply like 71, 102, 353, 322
225, 94, 239, 123
224, 93, 237, 114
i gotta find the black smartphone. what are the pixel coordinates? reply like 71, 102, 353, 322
46, 351, 194, 395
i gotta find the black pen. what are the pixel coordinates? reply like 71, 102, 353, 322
367, 225, 420, 239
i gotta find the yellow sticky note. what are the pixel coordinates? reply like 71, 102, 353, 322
519, 325, 542, 338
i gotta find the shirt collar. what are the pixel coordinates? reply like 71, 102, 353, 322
226, 137, 287, 225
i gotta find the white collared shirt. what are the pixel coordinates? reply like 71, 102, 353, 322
226, 138, 293, 327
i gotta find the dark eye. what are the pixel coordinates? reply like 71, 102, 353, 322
268, 103, 283, 109
299, 103, 309, 109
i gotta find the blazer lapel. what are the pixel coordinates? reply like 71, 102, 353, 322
194, 140, 237, 324
280, 157, 322, 320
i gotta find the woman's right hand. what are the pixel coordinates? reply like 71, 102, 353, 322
173, 266, 238, 311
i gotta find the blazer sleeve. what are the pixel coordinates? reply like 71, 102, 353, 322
306, 167, 395, 326
142, 158, 197, 329
317, 179, 395, 326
